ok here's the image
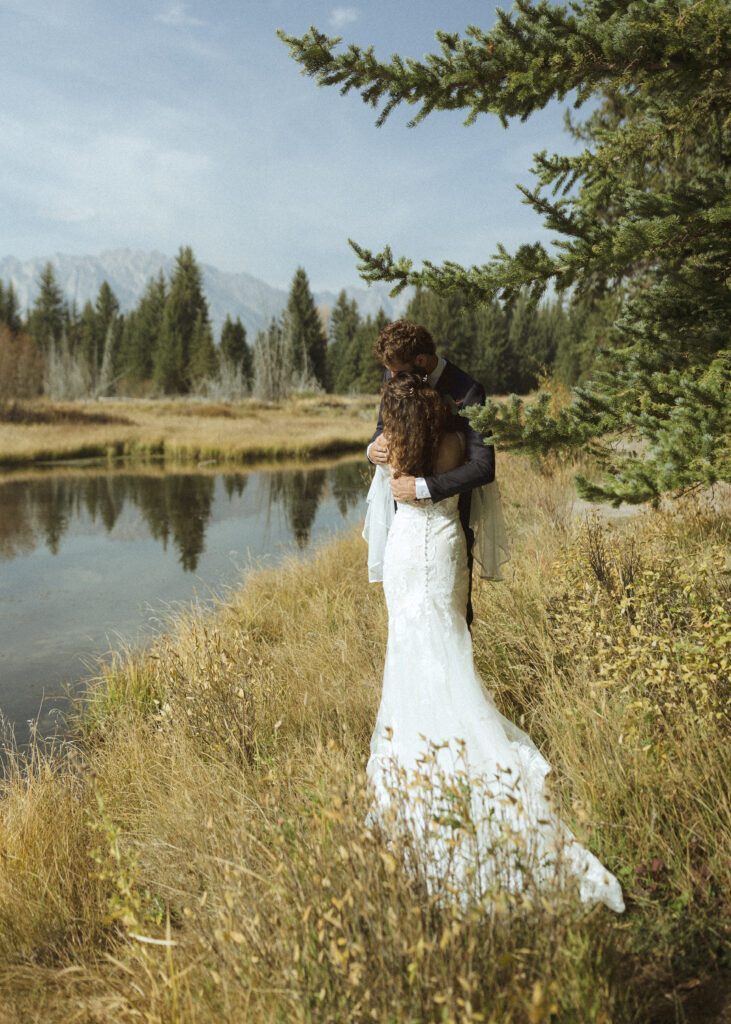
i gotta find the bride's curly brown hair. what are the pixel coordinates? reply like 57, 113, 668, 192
382, 372, 447, 478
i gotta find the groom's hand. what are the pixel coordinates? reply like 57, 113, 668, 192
389, 475, 416, 501
370, 436, 389, 464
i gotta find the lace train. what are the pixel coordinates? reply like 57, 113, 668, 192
366, 495, 625, 913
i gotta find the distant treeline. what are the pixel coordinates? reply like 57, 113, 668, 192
328, 286, 621, 397
0, 244, 617, 403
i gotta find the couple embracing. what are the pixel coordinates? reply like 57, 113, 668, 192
362, 319, 625, 914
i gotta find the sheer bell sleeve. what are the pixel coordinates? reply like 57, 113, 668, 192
362, 464, 395, 583
469, 480, 510, 581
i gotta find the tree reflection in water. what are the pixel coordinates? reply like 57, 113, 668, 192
223, 473, 248, 500
265, 469, 326, 549
129, 475, 216, 571
0, 460, 371, 571
264, 461, 370, 548
330, 460, 371, 518
82, 475, 128, 533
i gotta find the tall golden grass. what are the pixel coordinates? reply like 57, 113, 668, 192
0, 395, 378, 468
0, 455, 728, 1022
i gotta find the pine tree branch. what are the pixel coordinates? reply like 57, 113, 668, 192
347, 238, 565, 306
277, 2, 728, 127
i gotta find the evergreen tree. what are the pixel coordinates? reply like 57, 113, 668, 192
154, 246, 210, 394
403, 285, 565, 393
505, 293, 565, 393
405, 288, 477, 369
75, 301, 98, 379
282, 267, 327, 388
553, 291, 624, 388
280, 1, 730, 503
506, 297, 538, 394
64, 299, 81, 355
27, 263, 66, 354
119, 271, 167, 387
326, 290, 360, 392
0, 281, 22, 334
472, 300, 512, 395
187, 311, 218, 385
220, 315, 252, 385
353, 308, 389, 393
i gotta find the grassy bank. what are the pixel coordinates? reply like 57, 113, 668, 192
0, 456, 728, 1022
0, 395, 377, 468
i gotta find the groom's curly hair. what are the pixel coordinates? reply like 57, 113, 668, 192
382, 372, 447, 478
373, 320, 436, 366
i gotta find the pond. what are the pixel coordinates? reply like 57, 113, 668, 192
0, 457, 371, 746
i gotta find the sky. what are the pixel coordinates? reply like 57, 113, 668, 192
1, 1, 585, 292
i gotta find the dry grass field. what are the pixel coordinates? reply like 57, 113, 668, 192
0, 396, 378, 468
0, 454, 728, 1023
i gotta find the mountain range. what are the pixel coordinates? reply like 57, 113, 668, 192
0, 250, 413, 340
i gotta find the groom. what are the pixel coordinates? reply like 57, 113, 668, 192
367, 319, 495, 626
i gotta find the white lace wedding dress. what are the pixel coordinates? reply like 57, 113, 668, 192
366, 493, 625, 913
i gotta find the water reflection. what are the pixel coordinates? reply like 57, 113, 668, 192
132, 475, 216, 571
267, 469, 327, 549
0, 461, 368, 572
0, 458, 371, 745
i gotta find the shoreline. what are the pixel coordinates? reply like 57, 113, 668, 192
0, 435, 369, 471
0, 449, 366, 487
0, 394, 377, 469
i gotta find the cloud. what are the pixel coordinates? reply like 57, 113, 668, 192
50, 205, 99, 226
329, 7, 359, 30
154, 4, 204, 28
0, 114, 213, 248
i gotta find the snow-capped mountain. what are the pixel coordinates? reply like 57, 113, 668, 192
0, 250, 413, 338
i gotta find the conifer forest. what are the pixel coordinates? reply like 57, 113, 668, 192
0, 249, 581, 405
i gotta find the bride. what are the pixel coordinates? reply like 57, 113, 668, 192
364, 371, 625, 913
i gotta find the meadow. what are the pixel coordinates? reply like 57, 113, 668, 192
0, 395, 377, 468
0, 452, 728, 1023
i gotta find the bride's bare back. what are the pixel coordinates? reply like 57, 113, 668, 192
433, 429, 466, 475
381, 427, 465, 479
